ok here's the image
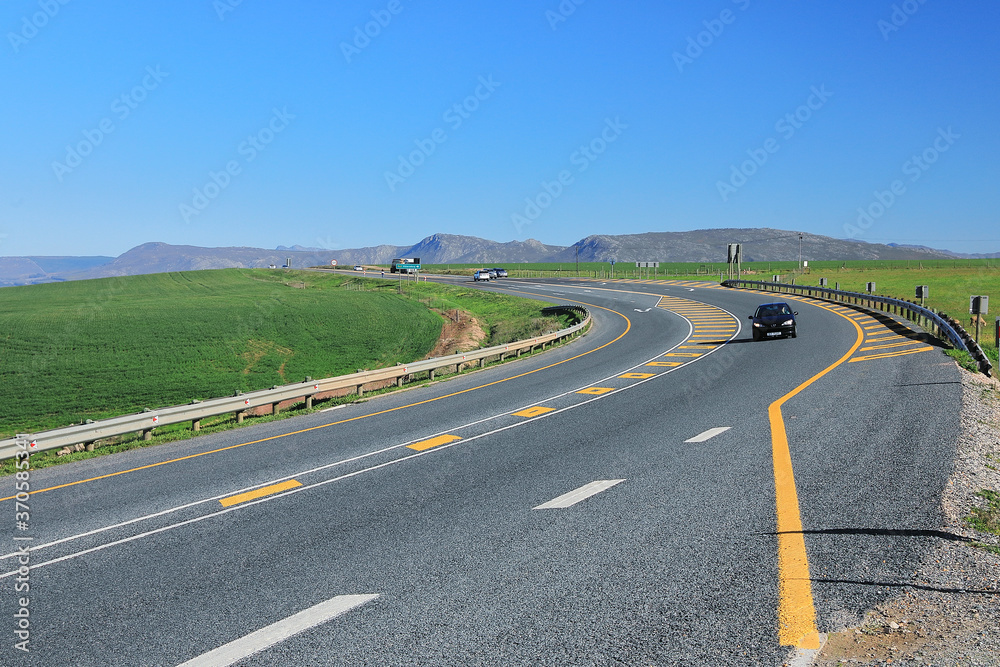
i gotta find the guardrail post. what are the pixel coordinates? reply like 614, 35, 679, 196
85, 442, 95, 452
479, 358, 486, 368
429, 369, 436, 380
237, 411, 245, 424
192, 419, 200, 432
305, 395, 314, 409
272, 401, 281, 415
396, 376, 405, 388
357, 384, 364, 397
143, 429, 153, 441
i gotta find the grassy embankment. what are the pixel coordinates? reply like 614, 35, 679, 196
0, 269, 574, 470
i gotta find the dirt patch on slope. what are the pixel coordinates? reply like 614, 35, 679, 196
424, 309, 487, 359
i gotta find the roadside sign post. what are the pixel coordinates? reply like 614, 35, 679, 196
970, 296, 989, 344
610, 260, 616, 279
916, 285, 929, 307
866, 282, 876, 294
727, 243, 742, 280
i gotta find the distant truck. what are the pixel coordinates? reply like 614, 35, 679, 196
390, 258, 421, 274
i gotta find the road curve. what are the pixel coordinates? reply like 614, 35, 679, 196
2, 278, 961, 666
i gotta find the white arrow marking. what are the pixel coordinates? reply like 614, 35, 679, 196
634, 308, 652, 312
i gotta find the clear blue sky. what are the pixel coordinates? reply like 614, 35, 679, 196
3, 1, 998, 257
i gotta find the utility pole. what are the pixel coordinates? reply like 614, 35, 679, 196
798, 233, 803, 270
576, 245, 579, 276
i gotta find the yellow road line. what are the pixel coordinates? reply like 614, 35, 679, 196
219, 479, 302, 507
578, 387, 614, 395
849, 346, 933, 362
768, 302, 864, 649
619, 373, 654, 379
646, 362, 683, 367
859, 341, 927, 352
866, 335, 905, 343
408, 434, 461, 451
512, 406, 556, 418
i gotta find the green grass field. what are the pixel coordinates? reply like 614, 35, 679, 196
0, 269, 568, 438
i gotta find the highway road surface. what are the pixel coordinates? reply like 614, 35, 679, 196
2, 278, 961, 666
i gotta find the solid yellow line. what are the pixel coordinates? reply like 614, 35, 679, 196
219, 479, 302, 507
768, 301, 864, 649
407, 434, 461, 451
849, 346, 933, 362
4, 292, 632, 503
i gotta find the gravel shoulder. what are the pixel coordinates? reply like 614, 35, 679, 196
814, 364, 1000, 666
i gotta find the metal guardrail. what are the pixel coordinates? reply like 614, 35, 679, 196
2, 306, 590, 461
722, 280, 993, 376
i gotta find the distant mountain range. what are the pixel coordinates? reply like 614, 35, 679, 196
2, 229, 996, 287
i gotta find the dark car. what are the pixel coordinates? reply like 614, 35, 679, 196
491, 267, 508, 278
749, 302, 798, 341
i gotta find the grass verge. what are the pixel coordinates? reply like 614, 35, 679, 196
0, 314, 587, 477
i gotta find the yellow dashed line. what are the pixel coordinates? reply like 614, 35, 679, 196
408, 434, 462, 451
578, 387, 614, 395
619, 372, 655, 379
220, 479, 302, 507
646, 361, 683, 367
512, 406, 556, 418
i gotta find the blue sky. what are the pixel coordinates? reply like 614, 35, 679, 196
2, 0, 998, 257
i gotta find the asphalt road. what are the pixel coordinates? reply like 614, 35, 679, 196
2, 277, 961, 666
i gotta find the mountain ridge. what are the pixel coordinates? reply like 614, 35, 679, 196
1, 229, 995, 286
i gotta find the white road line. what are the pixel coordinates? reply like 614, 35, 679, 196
684, 427, 731, 443
176, 594, 378, 667
533, 479, 625, 510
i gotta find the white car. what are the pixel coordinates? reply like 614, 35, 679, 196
474, 270, 491, 281
353, 265, 364, 271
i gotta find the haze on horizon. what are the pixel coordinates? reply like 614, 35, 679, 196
2, 1, 998, 258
